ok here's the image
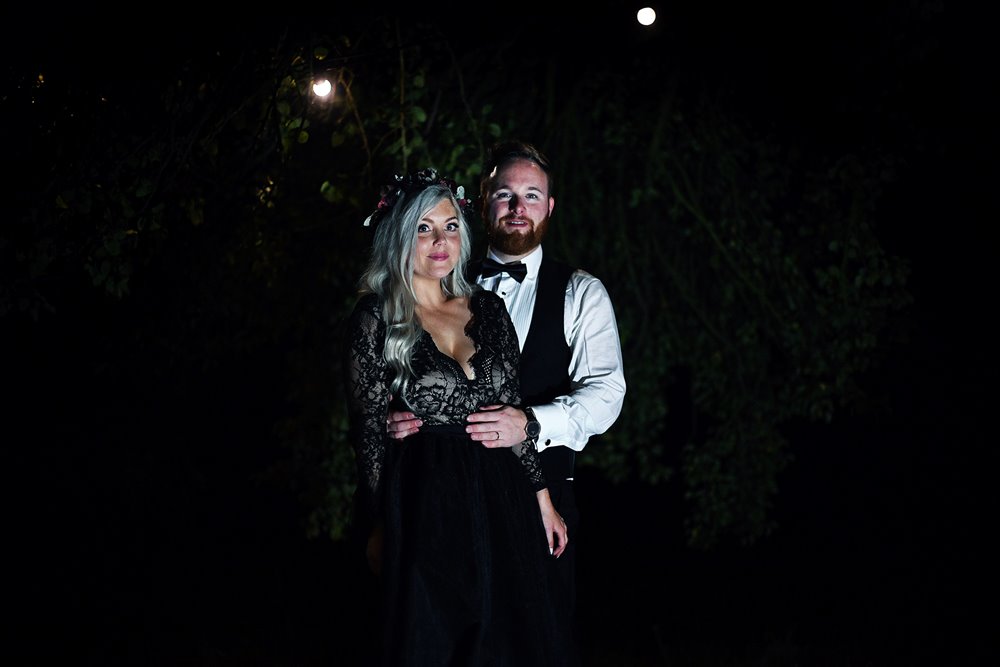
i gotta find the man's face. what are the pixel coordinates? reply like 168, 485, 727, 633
483, 158, 554, 257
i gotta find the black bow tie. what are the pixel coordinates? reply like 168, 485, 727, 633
480, 257, 528, 283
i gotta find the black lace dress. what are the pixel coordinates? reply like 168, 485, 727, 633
347, 289, 564, 666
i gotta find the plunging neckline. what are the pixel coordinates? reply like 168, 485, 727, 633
423, 329, 477, 381
416, 294, 479, 381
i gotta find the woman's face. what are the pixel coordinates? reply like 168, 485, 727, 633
411, 198, 461, 283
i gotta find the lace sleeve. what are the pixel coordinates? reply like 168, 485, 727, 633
481, 292, 547, 492
346, 295, 391, 527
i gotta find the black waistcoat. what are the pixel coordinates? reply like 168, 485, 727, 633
519, 257, 575, 482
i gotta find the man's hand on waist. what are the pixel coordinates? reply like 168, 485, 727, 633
466, 404, 529, 448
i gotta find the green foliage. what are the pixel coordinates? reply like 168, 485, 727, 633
3, 16, 911, 551
542, 85, 911, 547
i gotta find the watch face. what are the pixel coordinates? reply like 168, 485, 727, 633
526, 421, 541, 438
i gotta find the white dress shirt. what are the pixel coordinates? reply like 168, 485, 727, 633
477, 246, 626, 456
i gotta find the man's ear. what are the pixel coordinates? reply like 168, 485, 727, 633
548, 196, 555, 217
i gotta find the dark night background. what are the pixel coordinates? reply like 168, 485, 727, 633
4, 3, 994, 665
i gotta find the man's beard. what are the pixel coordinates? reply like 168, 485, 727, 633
486, 214, 549, 256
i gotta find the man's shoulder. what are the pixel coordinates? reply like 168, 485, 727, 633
542, 256, 602, 285
568, 269, 612, 299
538, 253, 576, 282
538, 254, 612, 295
539, 252, 573, 271
539, 251, 589, 276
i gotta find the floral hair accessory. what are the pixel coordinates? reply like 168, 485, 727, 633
363, 167, 475, 228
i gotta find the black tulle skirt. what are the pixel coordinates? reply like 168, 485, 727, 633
379, 424, 565, 667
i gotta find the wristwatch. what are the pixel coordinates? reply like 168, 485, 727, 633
523, 406, 541, 439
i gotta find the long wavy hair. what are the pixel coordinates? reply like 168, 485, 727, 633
358, 183, 476, 396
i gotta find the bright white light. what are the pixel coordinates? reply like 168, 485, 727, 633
637, 7, 656, 26
312, 78, 332, 97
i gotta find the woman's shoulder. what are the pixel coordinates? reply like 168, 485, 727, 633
349, 292, 383, 324
351, 291, 381, 310
470, 287, 504, 312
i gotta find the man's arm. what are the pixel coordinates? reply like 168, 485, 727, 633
467, 272, 626, 450
532, 273, 625, 451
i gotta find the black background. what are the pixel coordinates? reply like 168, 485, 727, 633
5, 3, 994, 664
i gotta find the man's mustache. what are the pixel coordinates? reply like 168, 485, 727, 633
498, 214, 535, 225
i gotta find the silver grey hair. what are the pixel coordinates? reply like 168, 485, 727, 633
358, 183, 476, 396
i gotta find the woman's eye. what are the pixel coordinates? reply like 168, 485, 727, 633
417, 224, 430, 233
447, 223, 460, 231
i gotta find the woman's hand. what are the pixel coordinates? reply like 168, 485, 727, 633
536, 489, 568, 558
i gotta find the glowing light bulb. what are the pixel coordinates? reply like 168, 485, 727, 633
637, 7, 656, 26
312, 79, 332, 97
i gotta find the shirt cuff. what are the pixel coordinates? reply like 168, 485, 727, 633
530, 403, 569, 452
